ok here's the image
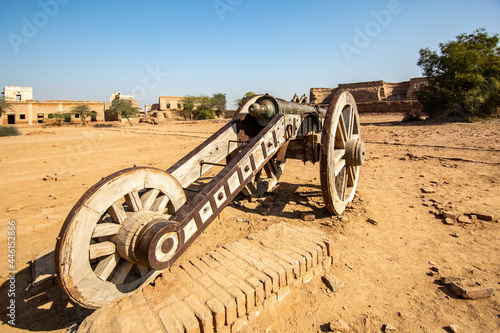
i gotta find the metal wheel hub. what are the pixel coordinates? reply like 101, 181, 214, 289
345, 139, 365, 166
135, 220, 179, 270
115, 210, 161, 263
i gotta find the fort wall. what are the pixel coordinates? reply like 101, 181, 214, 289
310, 78, 427, 114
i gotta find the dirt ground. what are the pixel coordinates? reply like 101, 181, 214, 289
0, 115, 499, 332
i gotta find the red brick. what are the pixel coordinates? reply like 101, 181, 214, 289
239, 239, 295, 285
169, 301, 200, 333
210, 250, 230, 265
201, 254, 220, 269
246, 277, 264, 307
300, 212, 315, 221
215, 247, 237, 261
159, 306, 184, 333
206, 298, 225, 332
184, 295, 214, 333
231, 316, 248, 333
190, 257, 212, 274
180, 260, 203, 279
232, 258, 272, 300
142, 284, 156, 301
230, 243, 280, 293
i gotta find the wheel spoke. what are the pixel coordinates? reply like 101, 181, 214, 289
151, 194, 170, 214
108, 201, 127, 224
141, 189, 160, 210
89, 241, 116, 260
348, 106, 355, 138
92, 223, 121, 238
341, 168, 348, 201
94, 253, 120, 280
135, 264, 150, 277
336, 115, 347, 148
125, 191, 142, 212
332, 149, 346, 166
347, 166, 356, 187
111, 261, 134, 284
333, 159, 346, 177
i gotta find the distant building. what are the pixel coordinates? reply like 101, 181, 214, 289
1, 86, 106, 125
147, 96, 185, 119
109, 92, 140, 108
2, 86, 33, 102
159, 96, 184, 111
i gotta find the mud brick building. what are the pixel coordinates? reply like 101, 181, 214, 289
1, 86, 108, 125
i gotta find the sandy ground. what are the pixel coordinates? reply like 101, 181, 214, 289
0, 116, 499, 332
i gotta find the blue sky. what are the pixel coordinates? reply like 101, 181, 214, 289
1, 0, 499, 108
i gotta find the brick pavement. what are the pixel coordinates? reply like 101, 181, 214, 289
77, 222, 335, 333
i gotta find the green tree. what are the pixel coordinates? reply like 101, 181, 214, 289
71, 104, 93, 125
181, 96, 197, 120
211, 93, 227, 117
108, 99, 140, 126
195, 95, 215, 120
48, 112, 71, 126
415, 28, 500, 119
0, 97, 11, 117
235, 91, 256, 107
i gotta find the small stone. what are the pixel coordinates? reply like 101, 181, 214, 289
442, 211, 458, 220
428, 261, 437, 266
329, 319, 350, 332
430, 266, 440, 273
451, 233, 460, 238
300, 213, 315, 221
457, 215, 472, 224
7, 204, 26, 212
448, 324, 459, 333
367, 218, 378, 226
421, 187, 436, 194
397, 312, 406, 317
450, 280, 494, 299
49, 193, 56, 197
422, 200, 433, 207
444, 218, 455, 225
472, 212, 494, 222
322, 275, 344, 292
440, 276, 462, 285
384, 323, 396, 332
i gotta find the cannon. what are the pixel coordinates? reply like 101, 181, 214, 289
55, 90, 365, 309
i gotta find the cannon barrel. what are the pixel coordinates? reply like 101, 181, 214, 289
248, 94, 327, 126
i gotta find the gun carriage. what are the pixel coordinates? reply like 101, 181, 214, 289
55, 90, 365, 309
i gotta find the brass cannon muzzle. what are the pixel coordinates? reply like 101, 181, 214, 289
248, 94, 326, 126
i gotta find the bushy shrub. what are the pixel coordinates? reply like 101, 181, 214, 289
0, 126, 21, 137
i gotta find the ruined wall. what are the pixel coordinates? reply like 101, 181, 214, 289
406, 77, 428, 100
356, 100, 422, 114
2, 100, 106, 125
310, 78, 427, 114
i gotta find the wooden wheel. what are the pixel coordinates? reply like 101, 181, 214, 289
320, 90, 365, 215
55, 167, 186, 309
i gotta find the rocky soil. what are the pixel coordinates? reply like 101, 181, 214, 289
0, 115, 499, 332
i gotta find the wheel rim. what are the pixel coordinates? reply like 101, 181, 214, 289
320, 90, 364, 215
55, 167, 186, 309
